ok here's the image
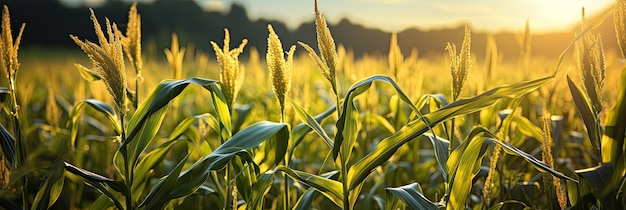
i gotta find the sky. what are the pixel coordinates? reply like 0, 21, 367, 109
59, 0, 615, 33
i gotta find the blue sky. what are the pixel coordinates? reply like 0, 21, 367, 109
59, 0, 615, 33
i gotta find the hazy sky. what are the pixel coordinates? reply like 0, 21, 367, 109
59, 0, 615, 33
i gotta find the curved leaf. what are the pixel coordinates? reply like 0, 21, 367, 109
69, 99, 120, 149
63, 161, 125, 209
170, 147, 252, 199
246, 172, 273, 210
567, 76, 601, 149
290, 104, 336, 152
288, 97, 333, 148
276, 166, 343, 208
139, 155, 189, 210
31, 162, 65, 210
386, 182, 439, 210
293, 171, 339, 210
335, 75, 423, 162
347, 74, 554, 190
170, 121, 288, 199
494, 140, 577, 182
447, 135, 492, 210
115, 77, 217, 180
0, 124, 15, 166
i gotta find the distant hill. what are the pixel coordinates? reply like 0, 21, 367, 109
1, 0, 620, 61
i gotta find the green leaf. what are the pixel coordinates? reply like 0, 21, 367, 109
208, 83, 232, 137
494, 139, 577, 182
132, 139, 187, 198
170, 121, 288, 199
347, 74, 554, 190
294, 188, 317, 210
63, 161, 125, 210
488, 200, 530, 210
246, 172, 273, 210
293, 171, 339, 210
276, 166, 344, 208
75, 63, 101, 82
567, 76, 601, 149
335, 75, 423, 162
116, 77, 217, 180
601, 66, 626, 174
69, 99, 121, 149
139, 155, 189, 210
170, 147, 252, 199
510, 115, 544, 144
386, 182, 439, 210
288, 97, 333, 148
233, 103, 253, 133
31, 162, 65, 210
446, 128, 493, 210
419, 133, 450, 181
0, 124, 15, 166
290, 105, 336, 152
168, 113, 218, 141
575, 164, 613, 198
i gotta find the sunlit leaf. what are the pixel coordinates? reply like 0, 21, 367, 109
276, 166, 343, 208
386, 182, 439, 210
139, 155, 189, 210
347, 74, 554, 190
567, 75, 601, 149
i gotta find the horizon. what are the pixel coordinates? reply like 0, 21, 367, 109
56, 0, 615, 34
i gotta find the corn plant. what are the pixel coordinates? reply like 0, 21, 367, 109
565, 3, 626, 208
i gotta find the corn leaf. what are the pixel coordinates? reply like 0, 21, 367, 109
0, 196, 22, 210
0, 124, 15, 166
291, 105, 335, 152
446, 127, 493, 210
115, 77, 217, 180
575, 164, 613, 198
420, 132, 450, 181
386, 182, 439, 210
75, 63, 101, 82
139, 155, 189, 210
233, 103, 253, 133
347, 75, 554, 190
289, 97, 333, 148
246, 172, 273, 210
31, 162, 65, 210
494, 139, 577, 182
63, 161, 125, 209
293, 171, 339, 210
169, 147, 251, 199
511, 115, 544, 144
208, 83, 232, 137
276, 166, 343, 207
168, 113, 218, 141
132, 139, 187, 198
170, 121, 288, 199
567, 75, 601, 149
335, 75, 422, 162
69, 99, 121, 149
601, 66, 626, 170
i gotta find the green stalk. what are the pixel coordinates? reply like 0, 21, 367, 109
449, 118, 455, 155
341, 154, 351, 210
7, 76, 28, 208
134, 78, 139, 109
120, 113, 132, 210
281, 113, 291, 210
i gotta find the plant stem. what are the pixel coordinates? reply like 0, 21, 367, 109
134, 78, 139, 109
120, 113, 132, 210
341, 155, 351, 210
449, 118, 455, 154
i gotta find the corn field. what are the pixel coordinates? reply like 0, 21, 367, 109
0, 0, 625, 209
